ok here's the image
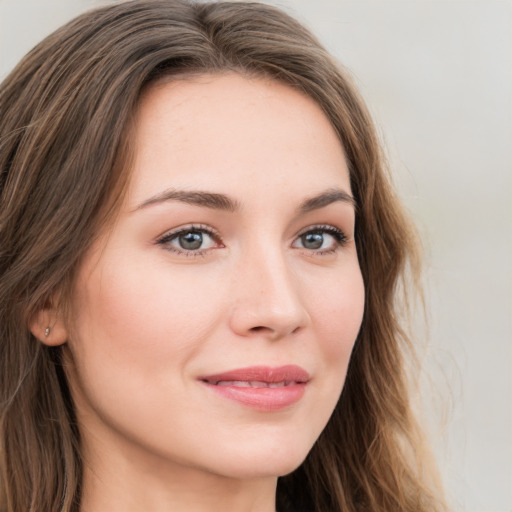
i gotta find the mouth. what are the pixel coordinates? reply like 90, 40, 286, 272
210, 380, 301, 388
199, 365, 310, 411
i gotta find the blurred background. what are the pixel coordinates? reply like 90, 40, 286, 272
1, 1, 510, 510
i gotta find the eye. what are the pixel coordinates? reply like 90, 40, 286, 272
293, 226, 348, 253
156, 225, 222, 255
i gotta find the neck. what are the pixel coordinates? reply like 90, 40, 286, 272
79, 429, 278, 512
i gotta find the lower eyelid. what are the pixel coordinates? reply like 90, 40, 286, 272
156, 224, 349, 256
291, 228, 348, 254
156, 225, 222, 250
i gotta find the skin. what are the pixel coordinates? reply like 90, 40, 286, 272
37, 74, 365, 512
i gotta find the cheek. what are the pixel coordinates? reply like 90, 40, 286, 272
310, 265, 365, 362
289, 264, 364, 452
68, 252, 232, 390
66, 253, 227, 436
304, 264, 364, 434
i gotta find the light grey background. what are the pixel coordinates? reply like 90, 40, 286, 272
1, 1, 511, 511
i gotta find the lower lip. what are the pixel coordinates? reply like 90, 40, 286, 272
202, 382, 307, 411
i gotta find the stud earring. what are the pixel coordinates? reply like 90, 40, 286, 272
44, 327, 51, 337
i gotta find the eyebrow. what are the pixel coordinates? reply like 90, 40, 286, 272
298, 188, 356, 213
134, 187, 355, 213
134, 189, 240, 212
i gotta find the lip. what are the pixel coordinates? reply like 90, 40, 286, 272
199, 365, 310, 411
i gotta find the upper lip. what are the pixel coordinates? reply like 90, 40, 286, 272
200, 365, 310, 384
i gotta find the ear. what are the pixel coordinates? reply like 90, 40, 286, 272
29, 300, 69, 346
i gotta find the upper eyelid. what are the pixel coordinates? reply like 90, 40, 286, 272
156, 223, 347, 240
295, 224, 348, 238
157, 224, 220, 242
156, 225, 223, 256
297, 224, 342, 233
292, 225, 350, 251
155, 222, 351, 252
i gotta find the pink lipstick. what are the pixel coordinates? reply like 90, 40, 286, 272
199, 365, 309, 411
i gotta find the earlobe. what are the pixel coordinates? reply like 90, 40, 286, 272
29, 306, 68, 346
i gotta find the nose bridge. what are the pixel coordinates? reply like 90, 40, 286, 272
229, 234, 309, 339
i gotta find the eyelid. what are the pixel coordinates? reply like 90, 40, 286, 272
295, 224, 348, 240
293, 224, 349, 253
155, 222, 349, 258
296, 223, 346, 236
156, 224, 223, 255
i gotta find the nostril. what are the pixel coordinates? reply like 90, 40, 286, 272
248, 325, 302, 337
229, 299, 309, 339
250, 326, 268, 332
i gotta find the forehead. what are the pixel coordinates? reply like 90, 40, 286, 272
128, 73, 350, 206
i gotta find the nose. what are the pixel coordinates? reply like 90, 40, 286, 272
228, 246, 310, 341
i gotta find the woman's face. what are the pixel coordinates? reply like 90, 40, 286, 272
66, 73, 365, 480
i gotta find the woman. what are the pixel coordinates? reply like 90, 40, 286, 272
0, 1, 446, 511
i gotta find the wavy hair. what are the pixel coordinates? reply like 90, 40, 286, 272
0, 1, 446, 511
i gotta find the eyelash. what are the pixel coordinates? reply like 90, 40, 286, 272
294, 225, 349, 255
156, 224, 222, 257
156, 224, 348, 257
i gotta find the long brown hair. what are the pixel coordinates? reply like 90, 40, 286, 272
0, 1, 445, 511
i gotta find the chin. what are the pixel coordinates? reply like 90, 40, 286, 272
202, 437, 314, 480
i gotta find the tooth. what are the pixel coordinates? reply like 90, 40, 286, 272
216, 381, 238, 387
216, 381, 232, 386
249, 381, 268, 387
233, 381, 251, 387
214, 380, 298, 388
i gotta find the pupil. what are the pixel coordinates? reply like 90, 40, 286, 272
302, 232, 323, 249
179, 231, 203, 250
